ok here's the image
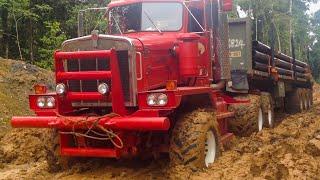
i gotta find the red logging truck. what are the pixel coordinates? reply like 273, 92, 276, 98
11, 0, 313, 171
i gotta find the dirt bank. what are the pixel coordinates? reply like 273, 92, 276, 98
0, 59, 53, 179
0, 59, 319, 179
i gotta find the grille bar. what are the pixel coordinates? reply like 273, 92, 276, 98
66, 92, 107, 101
57, 71, 112, 80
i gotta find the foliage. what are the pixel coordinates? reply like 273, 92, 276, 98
235, 0, 320, 81
0, 0, 110, 68
0, 0, 319, 81
37, 21, 66, 69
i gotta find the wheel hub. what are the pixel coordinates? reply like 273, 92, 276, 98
258, 108, 263, 131
268, 109, 273, 126
305, 98, 308, 109
205, 130, 216, 167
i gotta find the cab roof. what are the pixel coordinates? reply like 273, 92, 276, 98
108, 0, 186, 8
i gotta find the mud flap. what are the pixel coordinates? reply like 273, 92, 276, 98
226, 70, 249, 93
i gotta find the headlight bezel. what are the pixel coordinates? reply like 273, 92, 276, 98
56, 83, 66, 95
46, 97, 56, 108
98, 83, 110, 95
147, 94, 158, 106
37, 97, 46, 108
157, 93, 168, 106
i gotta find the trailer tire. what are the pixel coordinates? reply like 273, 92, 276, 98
305, 89, 312, 109
285, 88, 304, 114
308, 89, 313, 107
228, 95, 263, 136
169, 109, 221, 170
46, 130, 72, 172
303, 89, 309, 110
260, 92, 275, 128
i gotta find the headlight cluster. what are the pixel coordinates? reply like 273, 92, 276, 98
147, 93, 168, 106
56, 83, 110, 95
37, 96, 56, 108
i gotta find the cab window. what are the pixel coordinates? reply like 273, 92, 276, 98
188, 7, 204, 32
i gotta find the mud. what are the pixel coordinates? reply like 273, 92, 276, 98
1, 59, 320, 179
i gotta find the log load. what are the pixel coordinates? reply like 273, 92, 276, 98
252, 41, 310, 81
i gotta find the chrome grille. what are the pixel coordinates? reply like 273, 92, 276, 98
65, 51, 130, 107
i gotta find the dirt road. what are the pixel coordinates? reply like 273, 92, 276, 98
0, 59, 320, 179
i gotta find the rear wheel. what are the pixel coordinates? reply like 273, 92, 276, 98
258, 108, 263, 131
303, 89, 309, 110
305, 89, 313, 109
228, 95, 263, 136
285, 88, 304, 114
46, 130, 73, 172
261, 92, 275, 128
309, 89, 313, 107
170, 109, 221, 170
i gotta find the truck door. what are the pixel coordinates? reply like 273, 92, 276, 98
187, 4, 210, 78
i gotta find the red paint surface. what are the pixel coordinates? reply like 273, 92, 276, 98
11, 0, 242, 158
11, 116, 170, 131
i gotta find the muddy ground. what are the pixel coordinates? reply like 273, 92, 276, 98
0, 59, 320, 179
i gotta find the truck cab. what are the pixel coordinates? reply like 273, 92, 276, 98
55, 0, 233, 113
12, 0, 243, 172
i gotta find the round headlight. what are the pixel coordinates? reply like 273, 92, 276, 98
37, 97, 46, 108
98, 83, 109, 95
157, 94, 168, 106
147, 94, 157, 106
46, 97, 55, 108
56, 83, 66, 95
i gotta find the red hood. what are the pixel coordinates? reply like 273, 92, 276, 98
122, 32, 181, 51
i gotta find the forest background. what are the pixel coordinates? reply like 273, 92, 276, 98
1, 0, 320, 81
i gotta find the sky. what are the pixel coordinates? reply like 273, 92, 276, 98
309, 1, 320, 15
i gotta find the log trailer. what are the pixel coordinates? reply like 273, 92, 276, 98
11, 0, 313, 171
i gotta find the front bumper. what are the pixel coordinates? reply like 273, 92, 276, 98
11, 115, 170, 131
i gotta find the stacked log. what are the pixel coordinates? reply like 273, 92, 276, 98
252, 40, 310, 81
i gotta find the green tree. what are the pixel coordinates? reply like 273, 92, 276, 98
236, 0, 314, 61
37, 21, 66, 69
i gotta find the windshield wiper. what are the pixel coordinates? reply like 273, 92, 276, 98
143, 11, 162, 34
110, 13, 123, 35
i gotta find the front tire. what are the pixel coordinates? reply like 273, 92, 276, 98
46, 130, 72, 172
169, 109, 221, 170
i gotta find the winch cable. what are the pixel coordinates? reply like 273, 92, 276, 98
58, 113, 124, 149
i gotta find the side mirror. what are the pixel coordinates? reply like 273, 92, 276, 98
78, 11, 85, 37
223, 0, 233, 12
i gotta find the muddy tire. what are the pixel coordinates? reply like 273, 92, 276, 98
46, 130, 72, 172
228, 95, 263, 136
285, 88, 304, 114
260, 92, 275, 128
169, 109, 221, 170
305, 89, 313, 109
308, 89, 313, 107
302, 89, 309, 110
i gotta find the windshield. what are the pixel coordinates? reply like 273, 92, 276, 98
109, 2, 183, 34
